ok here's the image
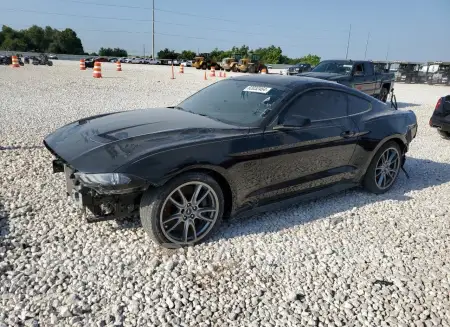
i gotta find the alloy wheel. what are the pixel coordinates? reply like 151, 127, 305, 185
374, 147, 401, 190
159, 182, 219, 245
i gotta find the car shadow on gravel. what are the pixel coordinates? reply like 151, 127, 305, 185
211, 157, 450, 242
396, 102, 421, 109
112, 157, 450, 242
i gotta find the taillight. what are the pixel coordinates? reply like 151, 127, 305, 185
435, 97, 442, 112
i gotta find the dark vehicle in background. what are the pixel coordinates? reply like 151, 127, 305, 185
0, 55, 24, 66
394, 62, 425, 83
430, 95, 450, 140
287, 63, 312, 75
43, 75, 417, 247
84, 57, 109, 68
427, 62, 450, 85
32, 54, 53, 66
297, 60, 395, 102
373, 60, 394, 73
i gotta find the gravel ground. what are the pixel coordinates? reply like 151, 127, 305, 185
0, 60, 449, 327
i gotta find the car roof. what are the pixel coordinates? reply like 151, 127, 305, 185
229, 74, 344, 89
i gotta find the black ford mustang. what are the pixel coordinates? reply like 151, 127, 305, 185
43, 75, 418, 247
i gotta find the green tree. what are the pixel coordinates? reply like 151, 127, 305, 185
0, 25, 84, 54
157, 48, 178, 60
178, 50, 196, 60
99, 47, 128, 57
23, 25, 45, 52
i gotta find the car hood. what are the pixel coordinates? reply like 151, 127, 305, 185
297, 72, 347, 80
44, 107, 248, 173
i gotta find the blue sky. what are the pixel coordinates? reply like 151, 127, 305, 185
2, 0, 450, 61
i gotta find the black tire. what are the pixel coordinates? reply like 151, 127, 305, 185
139, 172, 224, 248
363, 141, 402, 194
379, 87, 389, 102
438, 130, 450, 140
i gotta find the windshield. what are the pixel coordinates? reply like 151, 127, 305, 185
176, 80, 290, 127
312, 61, 353, 74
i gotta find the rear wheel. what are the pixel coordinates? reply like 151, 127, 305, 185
438, 130, 450, 140
363, 141, 402, 194
140, 172, 224, 248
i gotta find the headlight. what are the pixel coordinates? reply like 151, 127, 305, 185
76, 173, 131, 185
74, 173, 146, 194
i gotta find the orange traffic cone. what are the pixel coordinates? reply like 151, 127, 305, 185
223, 72, 226, 78
210, 66, 215, 77
93, 62, 102, 78
116, 61, 122, 71
179, 64, 184, 74
219, 71, 222, 77
80, 59, 86, 70
261, 68, 267, 74
204, 71, 207, 80
11, 56, 20, 68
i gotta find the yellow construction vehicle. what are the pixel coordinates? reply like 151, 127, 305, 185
220, 53, 242, 72
192, 53, 220, 70
237, 54, 268, 73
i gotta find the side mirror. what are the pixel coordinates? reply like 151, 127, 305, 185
273, 115, 311, 131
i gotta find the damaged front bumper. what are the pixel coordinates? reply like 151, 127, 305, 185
52, 159, 145, 223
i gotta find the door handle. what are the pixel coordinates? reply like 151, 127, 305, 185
340, 131, 356, 138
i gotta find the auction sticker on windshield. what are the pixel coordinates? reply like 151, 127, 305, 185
243, 86, 272, 94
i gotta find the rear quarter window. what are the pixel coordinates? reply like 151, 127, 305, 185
348, 94, 372, 115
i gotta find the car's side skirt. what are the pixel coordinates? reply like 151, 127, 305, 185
232, 181, 359, 219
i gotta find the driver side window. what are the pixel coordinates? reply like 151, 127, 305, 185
280, 89, 348, 123
354, 63, 364, 75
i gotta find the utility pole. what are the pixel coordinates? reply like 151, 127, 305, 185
345, 24, 352, 59
152, 0, 155, 59
364, 32, 370, 60
143, 44, 145, 58
385, 42, 390, 60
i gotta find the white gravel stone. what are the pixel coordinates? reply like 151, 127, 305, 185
0, 60, 449, 326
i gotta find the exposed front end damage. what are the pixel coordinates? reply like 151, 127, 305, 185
51, 156, 146, 223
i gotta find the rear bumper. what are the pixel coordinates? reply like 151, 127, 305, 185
430, 115, 450, 132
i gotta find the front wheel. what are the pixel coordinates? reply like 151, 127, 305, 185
140, 172, 224, 248
363, 141, 402, 194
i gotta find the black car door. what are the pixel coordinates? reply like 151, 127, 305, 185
255, 88, 360, 204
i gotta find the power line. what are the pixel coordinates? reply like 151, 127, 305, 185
2, 8, 345, 41
4, 22, 344, 50
38, 1, 349, 34
2, 8, 151, 22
